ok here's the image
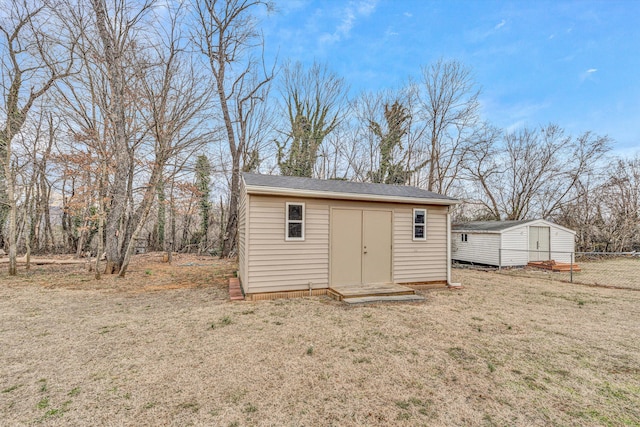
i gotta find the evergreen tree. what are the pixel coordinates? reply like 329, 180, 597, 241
195, 155, 211, 251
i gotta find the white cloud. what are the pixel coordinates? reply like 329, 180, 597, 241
468, 18, 508, 43
579, 68, 599, 83
278, 0, 309, 15
404, 12, 413, 18
385, 27, 399, 37
357, 0, 377, 16
319, 0, 378, 46
319, 32, 340, 45
336, 8, 357, 37
505, 120, 527, 133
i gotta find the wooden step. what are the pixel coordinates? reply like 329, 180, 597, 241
527, 261, 581, 272
327, 289, 343, 301
329, 282, 417, 301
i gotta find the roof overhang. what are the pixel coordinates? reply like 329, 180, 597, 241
453, 219, 576, 235
244, 184, 460, 206
452, 229, 501, 234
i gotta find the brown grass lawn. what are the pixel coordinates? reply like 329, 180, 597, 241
1, 255, 639, 426
575, 258, 640, 290
496, 257, 640, 291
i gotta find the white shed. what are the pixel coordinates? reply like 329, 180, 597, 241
451, 219, 576, 267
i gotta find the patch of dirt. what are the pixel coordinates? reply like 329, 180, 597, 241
0, 252, 236, 294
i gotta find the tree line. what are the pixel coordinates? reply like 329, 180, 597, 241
1, 0, 638, 276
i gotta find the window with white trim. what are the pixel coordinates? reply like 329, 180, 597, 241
461, 233, 468, 242
413, 208, 426, 240
286, 202, 305, 241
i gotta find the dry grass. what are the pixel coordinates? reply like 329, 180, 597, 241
574, 257, 640, 290
497, 257, 640, 291
1, 256, 639, 426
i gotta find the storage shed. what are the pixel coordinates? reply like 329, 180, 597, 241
451, 219, 576, 267
238, 173, 460, 300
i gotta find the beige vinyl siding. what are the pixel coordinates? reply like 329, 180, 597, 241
244, 195, 450, 293
452, 232, 501, 266
393, 205, 448, 283
237, 181, 247, 286
246, 195, 329, 293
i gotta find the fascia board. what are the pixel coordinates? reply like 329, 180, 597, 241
245, 185, 460, 206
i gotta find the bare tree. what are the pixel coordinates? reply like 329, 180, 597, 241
461, 122, 503, 219
417, 59, 480, 194
0, 0, 74, 274
192, 0, 274, 257
598, 156, 640, 251
465, 124, 610, 221
314, 123, 353, 180
117, 6, 210, 276
57, 1, 211, 276
11, 108, 57, 257
87, 0, 154, 273
54, 2, 111, 259
276, 61, 348, 177
553, 171, 607, 251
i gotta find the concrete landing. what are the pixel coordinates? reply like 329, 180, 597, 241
342, 294, 425, 305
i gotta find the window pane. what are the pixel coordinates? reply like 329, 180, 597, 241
288, 204, 302, 221
288, 222, 302, 238
414, 225, 425, 239
414, 210, 425, 224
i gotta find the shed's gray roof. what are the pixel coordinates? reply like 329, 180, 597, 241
242, 173, 458, 203
452, 220, 535, 232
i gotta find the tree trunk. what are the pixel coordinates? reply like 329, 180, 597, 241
153, 180, 166, 251
216, 68, 240, 257
221, 155, 239, 257
169, 180, 176, 258
6, 161, 16, 276
91, 0, 132, 274
118, 160, 164, 276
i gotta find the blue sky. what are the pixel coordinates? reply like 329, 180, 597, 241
260, 0, 640, 155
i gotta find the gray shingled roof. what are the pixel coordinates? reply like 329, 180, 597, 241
452, 220, 535, 232
242, 173, 458, 203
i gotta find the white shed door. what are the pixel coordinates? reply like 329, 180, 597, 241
529, 226, 550, 261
